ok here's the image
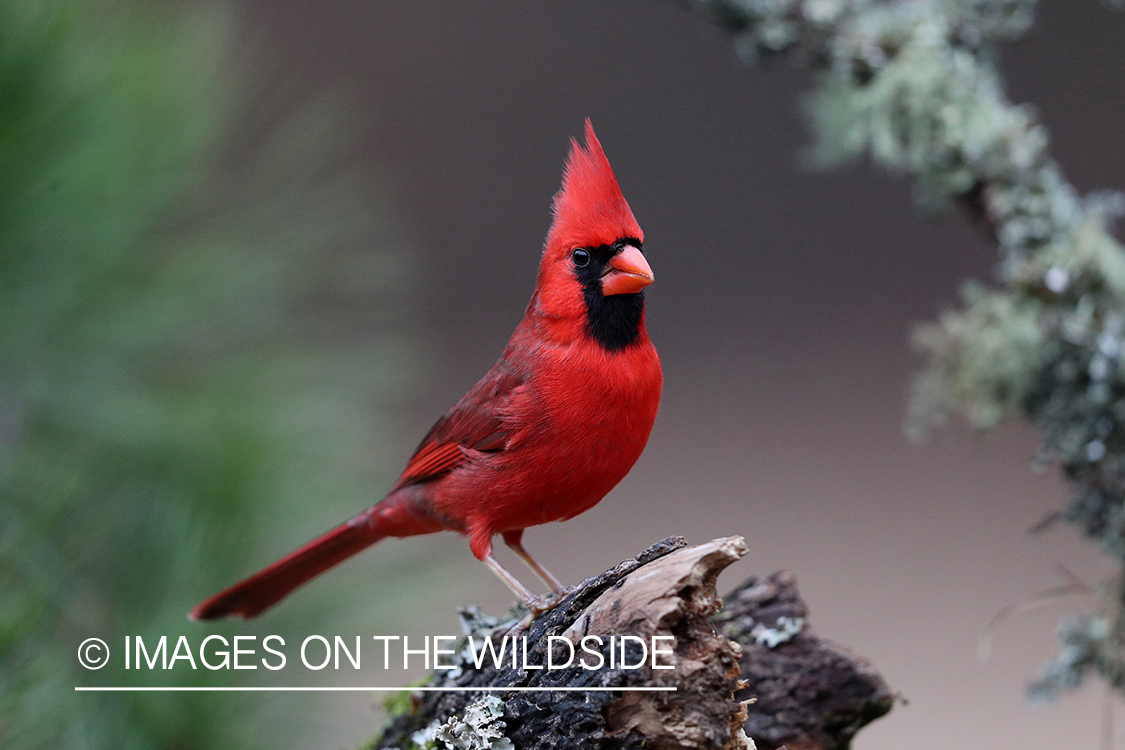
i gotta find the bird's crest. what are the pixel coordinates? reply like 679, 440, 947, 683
545, 120, 643, 254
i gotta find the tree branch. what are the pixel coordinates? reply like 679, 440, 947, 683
677, 0, 1125, 700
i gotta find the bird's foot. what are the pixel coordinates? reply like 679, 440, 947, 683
505, 592, 563, 637
522, 592, 558, 616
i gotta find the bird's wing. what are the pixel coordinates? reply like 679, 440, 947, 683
389, 365, 523, 492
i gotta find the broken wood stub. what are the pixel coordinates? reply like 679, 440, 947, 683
567, 536, 752, 749
372, 536, 753, 750
714, 571, 895, 750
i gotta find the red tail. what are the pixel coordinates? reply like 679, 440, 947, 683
189, 522, 382, 620
189, 496, 438, 620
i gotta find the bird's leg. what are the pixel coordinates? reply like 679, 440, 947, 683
501, 529, 565, 594
482, 552, 554, 614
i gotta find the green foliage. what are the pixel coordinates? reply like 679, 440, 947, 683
0, 1, 413, 748
382, 690, 418, 723
685, 0, 1125, 702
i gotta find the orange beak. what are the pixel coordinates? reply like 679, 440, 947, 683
600, 244, 653, 296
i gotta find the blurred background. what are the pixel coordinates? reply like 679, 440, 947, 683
2, 0, 1123, 748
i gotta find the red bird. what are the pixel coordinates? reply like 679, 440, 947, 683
190, 121, 661, 620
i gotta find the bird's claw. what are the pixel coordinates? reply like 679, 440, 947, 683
524, 593, 557, 616
506, 612, 534, 638
505, 591, 563, 637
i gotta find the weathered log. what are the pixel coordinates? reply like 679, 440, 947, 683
370, 538, 892, 750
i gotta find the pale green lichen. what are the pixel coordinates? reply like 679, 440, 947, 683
751, 616, 806, 647
908, 281, 1044, 433
411, 696, 513, 750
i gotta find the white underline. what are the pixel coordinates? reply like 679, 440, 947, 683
75, 686, 677, 692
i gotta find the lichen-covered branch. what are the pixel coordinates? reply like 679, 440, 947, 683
369, 539, 891, 750
679, 0, 1125, 699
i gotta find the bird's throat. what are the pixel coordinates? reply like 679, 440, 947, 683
583, 289, 645, 351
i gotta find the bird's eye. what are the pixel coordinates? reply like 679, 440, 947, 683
571, 249, 591, 267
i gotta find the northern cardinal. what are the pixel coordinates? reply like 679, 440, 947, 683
190, 120, 661, 620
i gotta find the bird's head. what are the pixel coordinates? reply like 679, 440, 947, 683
532, 120, 653, 350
